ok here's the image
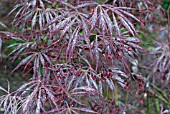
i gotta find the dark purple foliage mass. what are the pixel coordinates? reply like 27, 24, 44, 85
0, 0, 169, 114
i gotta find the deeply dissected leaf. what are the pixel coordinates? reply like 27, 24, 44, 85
7, 3, 22, 17
39, 0, 45, 9
39, 12, 43, 30
89, 75, 98, 90
50, 17, 70, 33
35, 98, 41, 114
60, 18, 76, 38
11, 54, 35, 74
43, 86, 59, 109
94, 36, 99, 70
42, 53, 53, 65
73, 107, 97, 113
106, 78, 114, 90
112, 68, 128, 78
32, 12, 38, 28
120, 16, 135, 36
99, 11, 106, 35
57, 0, 75, 9
75, 1, 96, 9
67, 75, 76, 91
16, 80, 38, 93
39, 54, 45, 66
90, 7, 98, 30
0, 86, 8, 93
102, 9, 113, 36
0, 22, 8, 29
98, 80, 103, 95
22, 85, 39, 113
1, 32, 23, 41
73, 86, 95, 92
118, 8, 141, 22
112, 13, 121, 36
45, 14, 68, 27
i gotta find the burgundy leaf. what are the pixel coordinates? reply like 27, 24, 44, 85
106, 78, 114, 90
90, 7, 98, 30
11, 54, 34, 74
73, 107, 97, 113
75, 1, 96, 9
0, 22, 8, 29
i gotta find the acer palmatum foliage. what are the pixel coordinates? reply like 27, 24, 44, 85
1, 0, 166, 113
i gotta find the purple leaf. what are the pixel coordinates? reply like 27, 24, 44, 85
98, 80, 103, 95
0, 86, 8, 93
43, 86, 59, 109
32, 12, 38, 28
112, 13, 121, 36
60, 18, 76, 38
11, 54, 34, 74
0, 22, 8, 29
73, 107, 97, 113
102, 9, 113, 36
90, 7, 98, 30
89, 75, 98, 90
73, 86, 95, 92
75, 1, 96, 9
120, 16, 135, 36
57, 0, 75, 9
7, 3, 22, 17
117, 8, 141, 22
106, 78, 114, 90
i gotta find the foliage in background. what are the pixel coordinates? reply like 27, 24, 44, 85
0, 0, 170, 114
